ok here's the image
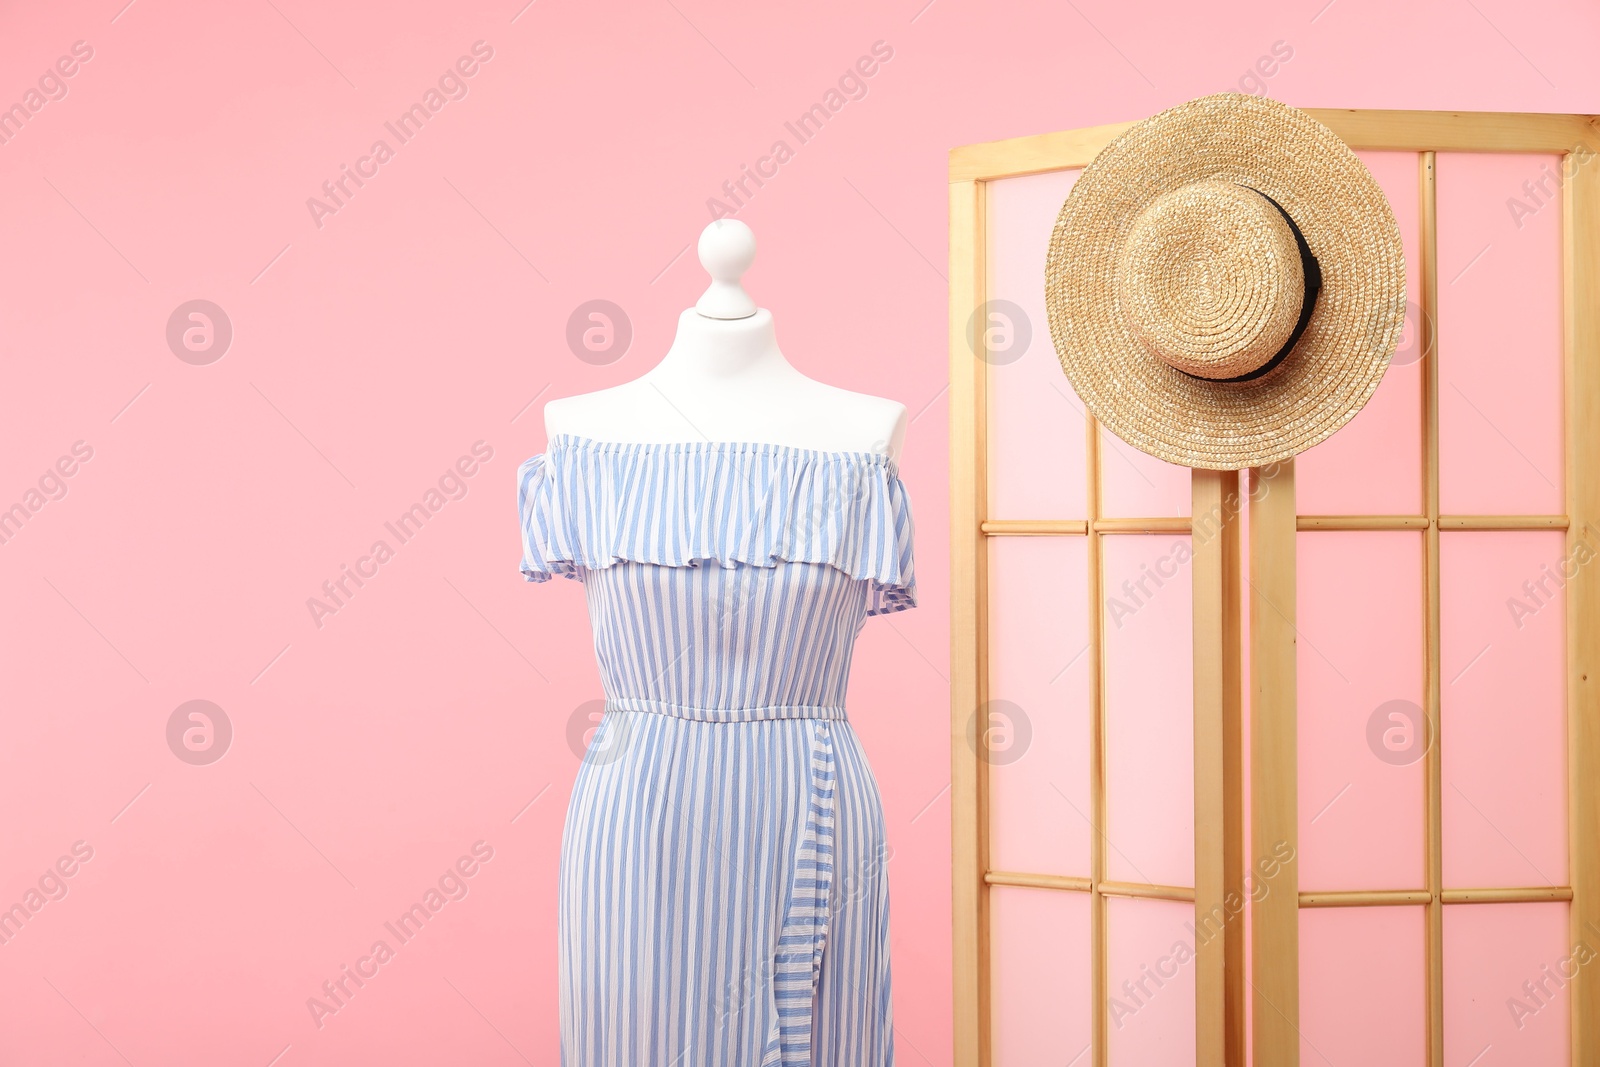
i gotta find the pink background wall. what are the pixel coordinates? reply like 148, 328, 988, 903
2, 1, 1598, 1064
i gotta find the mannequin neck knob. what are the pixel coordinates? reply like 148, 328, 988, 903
695, 218, 759, 319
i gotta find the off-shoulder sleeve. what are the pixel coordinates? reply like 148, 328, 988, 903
858, 471, 917, 616
517, 453, 577, 583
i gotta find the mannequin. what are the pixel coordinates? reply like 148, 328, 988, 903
528, 217, 913, 1066
544, 219, 908, 465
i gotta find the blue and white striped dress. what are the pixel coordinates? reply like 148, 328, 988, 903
518, 433, 916, 1066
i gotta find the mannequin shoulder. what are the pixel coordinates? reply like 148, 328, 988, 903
542, 383, 652, 439
803, 381, 908, 463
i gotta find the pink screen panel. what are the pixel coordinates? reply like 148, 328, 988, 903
986, 169, 1086, 520
1106, 897, 1196, 1067
1436, 153, 1564, 516
1099, 425, 1191, 519
990, 887, 1093, 1066
1102, 535, 1194, 889
1440, 530, 1567, 889
1300, 906, 1426, 1066
1296, 151, 1424, 516
987, 535, 1093, 876
1296, 530, 1425, 891
1444, 902, 1571, 1066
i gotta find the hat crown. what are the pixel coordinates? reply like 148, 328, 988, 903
1116, 179, 1306, 381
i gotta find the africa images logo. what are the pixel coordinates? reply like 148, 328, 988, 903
305, 441, 494, 628
305, 41, 495, 230
0, 40, 94, 147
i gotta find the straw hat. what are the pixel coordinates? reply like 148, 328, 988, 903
1045, 93, 1407, 470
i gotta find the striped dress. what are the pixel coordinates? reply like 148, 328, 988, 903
518, 433, 916, 1066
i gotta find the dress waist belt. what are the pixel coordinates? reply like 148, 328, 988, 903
604, 696, 848, 723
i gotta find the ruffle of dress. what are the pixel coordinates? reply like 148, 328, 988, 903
517, 434, 917, 615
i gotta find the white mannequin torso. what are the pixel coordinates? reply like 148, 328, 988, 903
543, 221, 908, 466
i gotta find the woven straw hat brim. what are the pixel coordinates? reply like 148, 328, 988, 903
1046, 93, 1407, 471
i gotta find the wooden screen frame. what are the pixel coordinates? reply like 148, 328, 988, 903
950, 109, 1600, 1067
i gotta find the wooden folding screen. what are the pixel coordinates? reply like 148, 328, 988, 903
950, 109, 1600, 1067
